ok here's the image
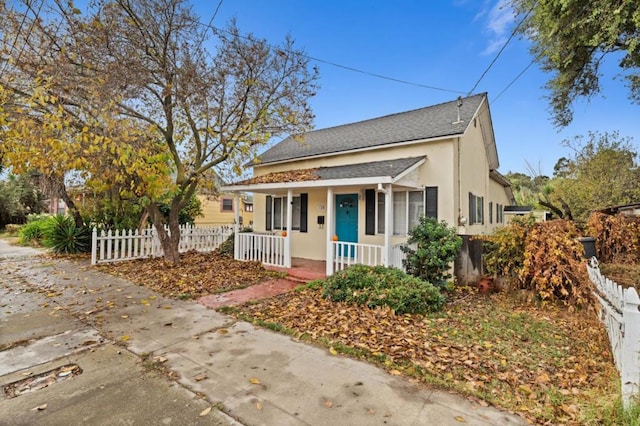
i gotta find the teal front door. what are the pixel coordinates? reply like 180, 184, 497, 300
335, 194, 358, 257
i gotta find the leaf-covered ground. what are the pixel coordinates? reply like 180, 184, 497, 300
231, 287, 618, 425
96, 251, 279, 298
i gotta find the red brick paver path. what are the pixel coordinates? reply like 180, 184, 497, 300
198, 278, 301, 309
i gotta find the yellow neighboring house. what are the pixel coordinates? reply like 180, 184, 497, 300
195, 194, 254, 227
221, 93, 514, 274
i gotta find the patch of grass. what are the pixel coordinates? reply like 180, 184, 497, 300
578, 383, 640, 425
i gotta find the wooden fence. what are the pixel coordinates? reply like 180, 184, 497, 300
587, 257, 640, 406
91, 224, 233, 265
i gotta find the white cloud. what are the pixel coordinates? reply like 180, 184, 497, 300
482, 0, 515, 55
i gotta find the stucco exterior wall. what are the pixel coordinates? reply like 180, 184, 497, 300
488, 178, 511, 232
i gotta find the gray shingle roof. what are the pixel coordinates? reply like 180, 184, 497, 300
315, 157, 424, 180
257, 93, 486, 165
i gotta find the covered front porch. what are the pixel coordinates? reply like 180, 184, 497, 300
222, 157, 426, 276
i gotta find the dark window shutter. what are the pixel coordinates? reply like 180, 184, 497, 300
265, 195, 272, 231
365, 189, 375, 235
468, 192, 475, 224
481, 196, 485, 225
425, 187, 438, 219
489, 202, 493, 224
300, 193, 308, 233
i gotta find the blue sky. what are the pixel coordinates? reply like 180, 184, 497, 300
195, 0, 640, 177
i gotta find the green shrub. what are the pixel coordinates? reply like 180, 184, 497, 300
43, 214, 91, 254
401, 216, 462, 287
19, 216, 51, 245
321, 264, 445, 314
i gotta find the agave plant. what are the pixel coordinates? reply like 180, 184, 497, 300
43, 215, 91, 254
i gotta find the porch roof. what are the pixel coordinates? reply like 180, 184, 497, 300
221, 156, 426, 192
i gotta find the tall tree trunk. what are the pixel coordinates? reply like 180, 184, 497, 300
43, 174, 84, 228
147, 202, 180, 264
58, 186, 84, 228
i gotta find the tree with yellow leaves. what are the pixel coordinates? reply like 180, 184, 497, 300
1, 0, 318, 262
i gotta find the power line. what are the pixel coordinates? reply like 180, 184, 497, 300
493, 59, 535, 103
201, 21, 466, 95
466, 1, 537, 96
196, 0, 224, 51
0, 0, 45, 79
304, 54, 466, 94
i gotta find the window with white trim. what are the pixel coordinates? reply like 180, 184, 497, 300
373, 190, 425, 235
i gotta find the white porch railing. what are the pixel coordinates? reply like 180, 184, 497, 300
332, 241, 385, 272
237, 232, 286, 267
587, 257, 640, 407
91, 224, 232, 265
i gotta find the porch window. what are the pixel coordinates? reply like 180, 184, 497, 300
371, 190, 425, 235
266, 194, 308, 232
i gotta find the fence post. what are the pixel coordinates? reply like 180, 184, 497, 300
622, 287, 640, 407
91, 227, 97, 265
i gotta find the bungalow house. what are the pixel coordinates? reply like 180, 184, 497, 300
221, 93, 514, 276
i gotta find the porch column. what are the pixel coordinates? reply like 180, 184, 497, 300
284, 189, 293, 268
233, 192, 240, 260
384, 184, 393, 266
326, 187, 334, 276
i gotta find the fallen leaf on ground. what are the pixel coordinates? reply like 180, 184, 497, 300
324, 399, 333, 408
199, 406, 211, 417
256, 401, 263, 410
120, 335, 130, 342
194, 373, 207, 381
329, 347, 338, 355
32, 404, 47, 411
454, 415, 466, 423
249, 377, 261, 384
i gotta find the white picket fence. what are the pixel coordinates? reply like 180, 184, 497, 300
587, 257, 640, 406
91, 224, 233, 265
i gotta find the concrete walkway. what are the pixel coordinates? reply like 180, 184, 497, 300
0, 237, 45, 259
0, 242, 525, 425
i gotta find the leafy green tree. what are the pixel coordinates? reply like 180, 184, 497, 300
0, 173, 46, 228
549, 131, 640, 221
512, 0, 640, 126
504, 171, 549, 207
